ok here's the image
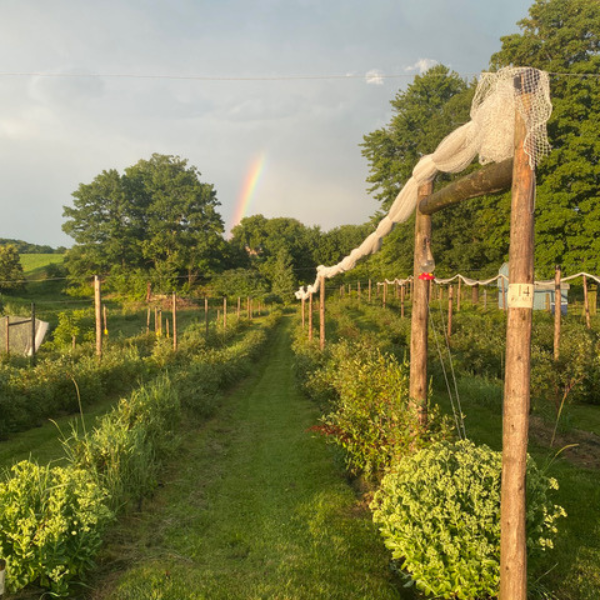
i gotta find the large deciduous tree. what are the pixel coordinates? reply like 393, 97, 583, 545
62, 154, 225, 292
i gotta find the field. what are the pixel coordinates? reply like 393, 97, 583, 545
1, 263, 599, 599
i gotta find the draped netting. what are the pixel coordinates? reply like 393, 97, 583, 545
295, 67, 552, 301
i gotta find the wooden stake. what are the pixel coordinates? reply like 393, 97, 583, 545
155, 307, 159, 333
382, 281, 387, 308
472, 284, 479, 305
409, 181, 433, 428
237, 297, 241, 319
319, 276, 326, 351
94, 276, 102, 358
583, 275, 591, 330
357, 281, 361, 304
554, 265, 561, 361
166, 319, 170, 338
205, 297, 209, 337
400, 284, 405, 319
5, 315, 9, 355
368, 279, 372, 303
448, 285, 454, 339
103, 305, 108, 336
308, 292, 313, 342
172, 293, 177, 351
301, 296, 306, 329
146, 307, 151, 334
223, 297, 227, 330
457, 278, 462, 312
500, 72, 537, 600
30, 303, 36, 367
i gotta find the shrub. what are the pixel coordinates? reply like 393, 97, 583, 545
313, 340, 452, 479
371, 440, 566, 599
0, 461, 113, 597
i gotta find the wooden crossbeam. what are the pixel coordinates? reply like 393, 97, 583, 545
418, 158, 513, 216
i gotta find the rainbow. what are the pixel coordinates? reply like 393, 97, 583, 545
230, 152, 267, 233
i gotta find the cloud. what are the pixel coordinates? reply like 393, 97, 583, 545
365, 69, 385, 85
405, 58, 439, 74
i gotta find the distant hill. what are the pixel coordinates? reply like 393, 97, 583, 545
0, 238, 66, 254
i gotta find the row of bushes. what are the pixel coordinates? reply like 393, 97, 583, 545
0, 316, 276, 596
292, 307, 566, 599
0, 308, 263, 439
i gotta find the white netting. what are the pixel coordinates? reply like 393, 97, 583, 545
296, 67, 552, 300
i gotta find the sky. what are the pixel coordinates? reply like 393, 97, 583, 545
0, 0, 533, 248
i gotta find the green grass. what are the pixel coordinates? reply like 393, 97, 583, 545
87, 317, 407, 600
20, 253, 65, 276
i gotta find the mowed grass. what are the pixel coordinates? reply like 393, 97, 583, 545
20, 253, 65, 276
88, 318, 406, 600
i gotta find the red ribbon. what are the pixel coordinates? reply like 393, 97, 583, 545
418, 272, 435, 281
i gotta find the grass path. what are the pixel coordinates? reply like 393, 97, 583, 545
89, 317, 406, 600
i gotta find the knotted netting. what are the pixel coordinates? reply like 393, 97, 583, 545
295, 67, 552, 301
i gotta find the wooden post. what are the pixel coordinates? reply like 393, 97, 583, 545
237, 297, 241, 319
319, 276, 326, 351
545, 293, 551, 313
457, 278, 462, 312
172, 293, 178, 351
368, 279, 372, 303
308, 292, 313, 342
472, 284, 479, 306
205, 297, 209, 336
247, 297, 251, 319
357, 281, 361, 304
5, 315, 9, 355
146, 308, 151, 334
94, 276, 102, 358
30, 303, 36, 366
554, 265, 561, 361
583, 275, 591, 330
448, 285, 454, 339
223, 297, 227, 330
158, 310, 163, 337
400, 284, 405, 319
166, 319, 170, 338
409, 181, 433, 428
103, 305, 108, 336
500, 72, 537, 600
301, 296, 306, 329
382, 281, 387, 308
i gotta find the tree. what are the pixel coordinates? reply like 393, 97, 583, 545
0, 244, 25, 291
491, 0, 600, 276
62, 154, 225, 291
315, 223, 374, 266
270, 249, 297, 304
229, 215, 319, 286
211, 268, 269, 299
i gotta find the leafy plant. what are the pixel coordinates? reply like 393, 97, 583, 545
371, 440, 566, 599
0, 461, 113, 596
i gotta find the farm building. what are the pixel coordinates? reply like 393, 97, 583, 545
497, 263, 570, 313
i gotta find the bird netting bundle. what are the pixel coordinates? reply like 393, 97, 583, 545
296, 67, 552, 301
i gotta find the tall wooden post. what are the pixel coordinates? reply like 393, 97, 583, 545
237, 297, 241, 319
400, 284, 405, 319
319, 276, 326, 351
301, 296, 306, 329
409, 181, 433, 428
448, 285, 454, 339
472, 284, 480, 306
5, 315, 9, 355
30, 303, 36, 367
457, 278, 462, 312
382, 281, 387, 308
172, 293, 178, 351
583, 275, 591, 330
357, 281, 361, 304
94, 276, 102, 358
554, 265, 561, 361
368, 279, 372, 303
146, 308, 151, 334
223, 297, 227, 330
500, 73, 537, 600
308, 293, 314, 342
205, 297, 209, 336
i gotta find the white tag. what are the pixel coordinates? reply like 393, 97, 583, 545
508, 283, 534, 309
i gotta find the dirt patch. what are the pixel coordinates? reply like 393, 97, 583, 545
530, 415, 600, 470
